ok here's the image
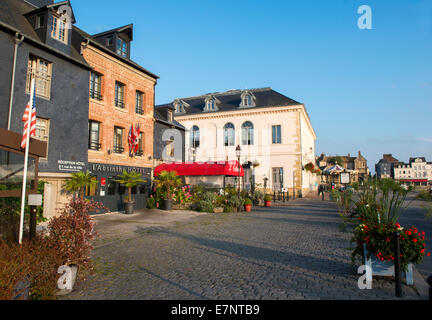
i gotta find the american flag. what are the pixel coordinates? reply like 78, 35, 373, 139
21, 79, 36, 149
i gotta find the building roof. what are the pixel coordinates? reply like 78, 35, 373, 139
73, 25, 159, 80
154, 107, 185, 130
409, 157, 427, 164
383, 154, 399, 163
156, 88, 303, 116
0, 0, 90, 69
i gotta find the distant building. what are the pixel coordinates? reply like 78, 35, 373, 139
317, 151, 369, 183
375, 154, 399, 179
394, 157, 432, 187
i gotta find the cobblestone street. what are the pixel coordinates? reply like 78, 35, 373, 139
62, 198, 424, 300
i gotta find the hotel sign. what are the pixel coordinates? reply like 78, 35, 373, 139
58, 160, 85, 172
90, 163, 151, 175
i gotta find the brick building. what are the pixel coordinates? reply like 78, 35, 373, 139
75, 25, 159, 212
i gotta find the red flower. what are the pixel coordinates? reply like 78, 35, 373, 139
413, 239, 418, 243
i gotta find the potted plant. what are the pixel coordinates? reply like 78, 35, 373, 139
264, 195, 272, 207
116, 170, 145, 214
349, 179, 430, 285
252, 190, 264, 206
244, 198, 252, 212
64, 171, 98, 200
154, 170, 182, 211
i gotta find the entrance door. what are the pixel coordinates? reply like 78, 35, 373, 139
272, 167, 284, 191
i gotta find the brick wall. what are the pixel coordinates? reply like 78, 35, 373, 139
82, 44, 156, 169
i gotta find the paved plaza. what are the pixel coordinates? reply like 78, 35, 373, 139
62, 198, 428, 300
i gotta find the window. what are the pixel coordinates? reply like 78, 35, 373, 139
90, 72, 102, 100
175, 102, 183, 114
117, 38, 127, 57
88, 121, 101, 151
272, 125, 282, 144
115, 82, 125, 108
51, 15, 67, 43
136, 91, 144, 115
136, 133, 144, 156
190, 126, 200, 148
224, 123, 235, 147
207, 99, 216, 111
35, 14, 45, 29
35, 117, 49, 160
113, 127, 124, 153
241, 121, 254, 145
85, 176, 97, 197
26, 55, 52, 99
165, 140, 174, 159
168, 110, 173, 123
107, 36, 113, 46
243, 95, 252, 106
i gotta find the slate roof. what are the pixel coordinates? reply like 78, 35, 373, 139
73, 26, 159, 80
409, 157, 427, 164
156, 88, 303, 116
154, 107, 185, 130
0, 0, 90, 68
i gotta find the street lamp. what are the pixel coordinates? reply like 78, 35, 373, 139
236, 145, 241, 195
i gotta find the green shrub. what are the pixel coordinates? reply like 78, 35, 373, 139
146, 196, 156, 209
264, 195, 272, 202
198, 200, 214, 213
244, 198, 252, 205
417, 191, 432, 201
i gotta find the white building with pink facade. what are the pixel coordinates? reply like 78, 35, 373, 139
156, 88, 318, 196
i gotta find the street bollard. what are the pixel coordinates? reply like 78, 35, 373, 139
394, 231, 402, 298
428, 275, 432, 301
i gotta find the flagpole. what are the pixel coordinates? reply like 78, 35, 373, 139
19, 77, 35, 244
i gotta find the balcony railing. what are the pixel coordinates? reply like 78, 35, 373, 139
115, 99, 125, 109
88, 140, 101, 151
135, 107, 144, 115
90, 89, 103, 101
113, 145, 124, 154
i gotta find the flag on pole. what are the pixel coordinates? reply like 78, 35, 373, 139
21, 81, 37, 149
128, 123, 135, 156
133, 123, 140, 153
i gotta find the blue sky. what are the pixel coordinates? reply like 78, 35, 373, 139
72, 0, 432, 172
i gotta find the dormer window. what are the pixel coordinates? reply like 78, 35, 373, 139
51, 15, 67, 43
35, 13, 45, 29
204, 96, 220, 112
175, 103, 183, 114
168, 110, 173, 123
117, 38, 128, 57
174, 99, 188, 114
240, 91, 256, 108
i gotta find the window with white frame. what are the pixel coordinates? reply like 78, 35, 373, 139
51, 15, 67, 43
26, 55, 52, 99
35, 117, 49, 160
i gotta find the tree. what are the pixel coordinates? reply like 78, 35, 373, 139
64, 171, 97, 200
327, 156, 344, 166
153, 170, 182, 200
115, 170, 144, 203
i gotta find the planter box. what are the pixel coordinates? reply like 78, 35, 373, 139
213, 207, 224, 213
363, 244, 413, 285
160, 199, 173, 211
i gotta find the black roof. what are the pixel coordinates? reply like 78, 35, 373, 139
154, 107, 185, 130
156, 88, 303, 116
0, 0, 89, 69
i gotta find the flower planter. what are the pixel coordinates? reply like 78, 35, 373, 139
124, 201, 134, 214
213, 207, 224, 213
244, 204, 252, 212
161, 199, 173, 211
363, 244, 413, 285
265, 201, 271, 207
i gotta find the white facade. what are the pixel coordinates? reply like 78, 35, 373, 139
175, 95, 317, 194
394, 158, 432, 182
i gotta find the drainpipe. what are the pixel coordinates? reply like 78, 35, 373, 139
7, 32, 25, 130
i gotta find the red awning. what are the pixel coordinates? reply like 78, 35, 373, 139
154, 161, 244, 177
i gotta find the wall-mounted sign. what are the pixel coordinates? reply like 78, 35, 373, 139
58, 160, 85, 172
340, 173, 350, 184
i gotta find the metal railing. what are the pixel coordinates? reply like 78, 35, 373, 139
135, 107, 144, 115
90, 89, 103, 101
113, 146, 124, 154
88, 140, 101, 151
115, 99, 125, 109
